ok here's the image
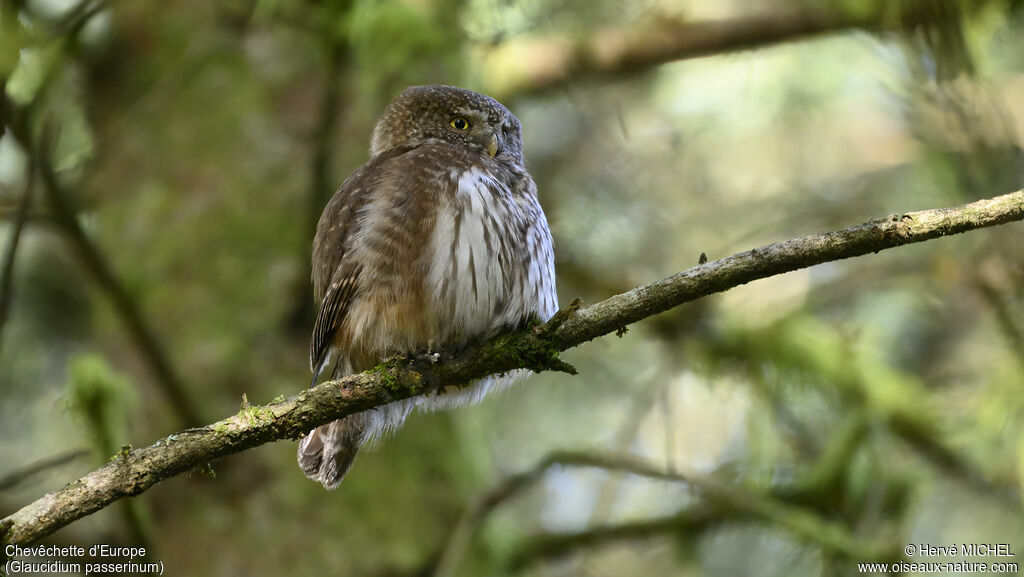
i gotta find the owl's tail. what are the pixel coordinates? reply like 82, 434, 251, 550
297, 415, 366, 490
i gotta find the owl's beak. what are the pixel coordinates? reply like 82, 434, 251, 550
486, 132, 501, 157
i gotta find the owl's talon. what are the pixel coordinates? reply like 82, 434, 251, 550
540, 298, 583, 334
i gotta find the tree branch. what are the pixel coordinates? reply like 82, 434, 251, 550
0, 155, 35, 355
0, 450, 89, 492
434, 418, 883, 575
425, 447, 897, 572
284, 2, 356, 333
976, 274, 1024, 367
34, 141, 204, 428
490, 9, 887, 99
1, 189, 1022, 549
510, 498, 896, 570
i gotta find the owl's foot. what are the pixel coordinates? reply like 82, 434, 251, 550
535, 297, 584, 335
411, 344, 457, 363
413, 348, 463, 396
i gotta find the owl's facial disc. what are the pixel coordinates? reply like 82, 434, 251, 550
369, 86, 523, 160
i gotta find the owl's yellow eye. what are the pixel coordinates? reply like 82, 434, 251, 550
450, 117, 471, 130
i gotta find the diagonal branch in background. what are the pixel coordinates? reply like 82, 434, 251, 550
510, 503, 884, 570
711, 318, 1022, 506
431, 417, 879, 576
0, 155, 35, 355
491, 2, 1024, 101
0, 189, 1022, 548
501, 450, 898, 571
32, 143, 204, 428
286, 34, 350, 332
432, 431, 885, 576
976, 274, 1024, 368
0, 450, 89, 492
490, 9, 888, 99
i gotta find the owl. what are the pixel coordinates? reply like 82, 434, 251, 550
297, 85, 558, 489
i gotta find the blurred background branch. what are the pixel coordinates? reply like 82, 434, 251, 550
436, 435, 900, 576
505, 449, 901, 571
489, 8, 887, 100
285, 1, 353, 333
36, 134, 203, 427
0, 449, 88, 492
1, 94, 203, 427
0, 154, 33, 354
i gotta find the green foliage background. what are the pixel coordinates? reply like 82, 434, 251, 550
1, 0, 1024, 575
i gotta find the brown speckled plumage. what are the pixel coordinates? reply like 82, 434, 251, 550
298, 85, 557, 489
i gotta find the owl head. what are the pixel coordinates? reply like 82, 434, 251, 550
370, 85, 524, 163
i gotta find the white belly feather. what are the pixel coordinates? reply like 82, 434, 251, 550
362, 165, 557, 439
427, 168, 527, 337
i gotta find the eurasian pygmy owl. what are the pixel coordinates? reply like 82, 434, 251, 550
297, 85, 558, 489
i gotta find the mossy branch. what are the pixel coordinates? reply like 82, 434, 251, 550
1, 189, 1023, 549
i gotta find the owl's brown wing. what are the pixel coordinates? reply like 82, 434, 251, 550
309, 158, 383, 380
310, 261, 362, 379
